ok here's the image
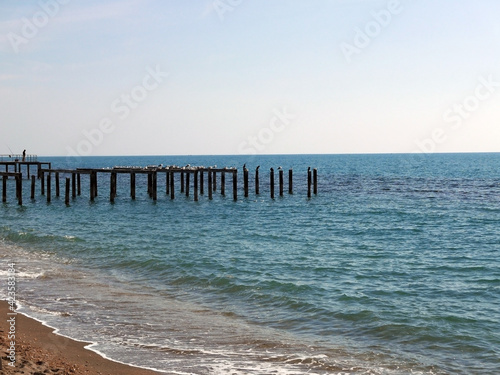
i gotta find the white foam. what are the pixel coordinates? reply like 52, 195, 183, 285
5, 304, 172, 374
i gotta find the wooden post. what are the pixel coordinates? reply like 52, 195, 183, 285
65, 177, 70, 206
94, 172, 98, 197
180, 171, 185, 193
55, 172, 60, 197
232, 170, 237, 201
90, 172, 95, 201
72, 172, 76, 198
194, 170, 199, 202
313, 168, 318, 195
16, 174, 22, 206
289, 169, 293, 194
166, 171, 170, 195
270, 168, 275, 199
77, 173, 81, 196
213, 171, 217, 192
221, 171, 225, 196
185, 172, 190, 197
307, 167, 312, 198
2, 175, 6, 203
110, 172, 116, 203
255, 166, 260, 195
46, 173, 51, 203
41, 171, 45, 195
147, 173, 152, 197
31, 175, 35, 200
279, 168, 284, 197
27, 164, 30, 179
170, 171, 175, 200
208, 169, 213, 200
152, 172, 157, 201
130, 172, 136, 200
244, 168, 249, 197
200, 170, 204, 195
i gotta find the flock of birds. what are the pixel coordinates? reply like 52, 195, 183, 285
112, 164, 299, 172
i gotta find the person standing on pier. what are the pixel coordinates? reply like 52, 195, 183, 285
22, 149, 26, 161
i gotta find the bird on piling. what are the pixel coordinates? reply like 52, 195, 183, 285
256, 165, 260, 170
243, 163, 246, 170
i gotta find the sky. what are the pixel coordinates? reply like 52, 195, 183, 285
1, 0, 500, 156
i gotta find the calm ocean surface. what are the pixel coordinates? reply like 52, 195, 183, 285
1, 153, 499, 374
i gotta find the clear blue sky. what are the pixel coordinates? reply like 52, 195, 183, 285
1, 0, 500, 156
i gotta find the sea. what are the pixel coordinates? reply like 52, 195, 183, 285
0, 153, 499, 375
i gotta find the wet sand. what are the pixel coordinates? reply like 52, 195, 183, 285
0, 300, 162, 375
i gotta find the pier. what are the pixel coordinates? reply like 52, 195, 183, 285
0, 157, 318, 206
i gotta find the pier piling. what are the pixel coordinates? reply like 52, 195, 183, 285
270, 168, 275, 199
166, 172, 169, 195
313, 168, 318, 195
16, 175, 22, 206
208, 169, 213, 200
41, 171, 45, 195
232, 170, 237, 201
244, 168, 249, 197
31, 175, 35, 200
279, 168, 284, 197
72, 173, 76, 198
90, 172, 96, 201
110, 172, 116, 203
131, 172, 136, 200
221, 171, 225, 196
47, 173, 51, 203
289, 169, 293, 194
77, 173, 81, 196
2, 176, 6, 203
307, 168, 312, 198
170, 171, 175, 200
255, 166, 260, 195
152, 172, 157, 201
200, 170, 204, 195
65, 178, 70, 206
194, 170, 199, 202
55, 172, 60, 197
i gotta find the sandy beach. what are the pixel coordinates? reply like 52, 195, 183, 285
0, 301, 161, 375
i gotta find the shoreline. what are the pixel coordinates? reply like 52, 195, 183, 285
0, 300, 164, 375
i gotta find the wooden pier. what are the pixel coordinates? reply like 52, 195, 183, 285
0, 158, 318, 206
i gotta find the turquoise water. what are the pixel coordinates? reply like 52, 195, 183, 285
1, 153, 499, 374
